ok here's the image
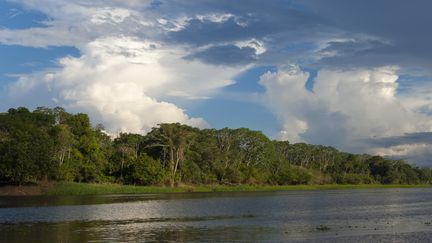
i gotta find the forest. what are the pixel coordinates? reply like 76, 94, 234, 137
1, 107, 431, 186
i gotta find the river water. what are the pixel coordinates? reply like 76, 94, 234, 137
1, 188, 432, 242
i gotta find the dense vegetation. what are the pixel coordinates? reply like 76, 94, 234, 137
1, 107, 431, 186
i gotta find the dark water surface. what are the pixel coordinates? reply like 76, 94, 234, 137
1, 188, 432, 242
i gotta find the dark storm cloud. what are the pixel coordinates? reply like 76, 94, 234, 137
366, 132, 432, 147
302, 0, 432, 69
161, 0, 432, 69
185, 45, 257, 66
384, 150, 432, 167
164, 0, 328, 46
301, 0, 432, 39
317, 39, 399, 68
320, 40, 389, 55
168, 17, 252, 46
360, 133, 432, 166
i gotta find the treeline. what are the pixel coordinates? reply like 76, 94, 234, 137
1, 107, 431, 186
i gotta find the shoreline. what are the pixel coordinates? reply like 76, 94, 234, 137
0, 183, 54, 196
1, 182, 432, 196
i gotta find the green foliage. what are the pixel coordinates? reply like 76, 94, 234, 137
126, 154, 164, 185
272, 165, 313, 185
1, 106, 431, 187
0, 107, 57, 184
180, 160, 203, 184
332, 173, 374, 184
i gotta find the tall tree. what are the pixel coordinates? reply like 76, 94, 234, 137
144, 123, 197, 186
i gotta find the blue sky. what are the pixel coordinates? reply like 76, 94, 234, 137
1, 0, 432, 165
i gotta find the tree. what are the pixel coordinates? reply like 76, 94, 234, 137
62, 113, 107, 182
144, 123, 197, 186
0, 106, 428, 187
111, 133, 143, 180
231, 128, 276, 183
0, 107, 57, 184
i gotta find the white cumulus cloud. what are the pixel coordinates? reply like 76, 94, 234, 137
260, 65, 432, 155
2, 1, 249, 135
7, 36, 243, 134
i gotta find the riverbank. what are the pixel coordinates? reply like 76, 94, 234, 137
0, 182, 432, 196
2, 182, 432, 196
46, 183, 432, 195
0, 182, 55, 196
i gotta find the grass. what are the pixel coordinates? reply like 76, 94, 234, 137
316, 225, 331, 231
45, 182, 432, 196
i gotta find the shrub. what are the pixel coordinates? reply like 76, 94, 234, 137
126, 154, 164, 185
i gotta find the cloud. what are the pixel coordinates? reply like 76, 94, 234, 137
167, 16, 251, 45
302, 0, 432, 72
370, 144, 432, 167
0, 1, 159, 47
4, 0, 432, 70
2, 1, 250, 134
367, 132, 432, 148
259, 66, 432, 158
6, 36, 243, 134
316, 39, 397, 68
158, 0, 432, 76
365, 132, 432, 166
185, 44, 257, 66
0, 27, 88, 47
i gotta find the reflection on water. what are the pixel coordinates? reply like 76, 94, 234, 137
2, 189, 432, 242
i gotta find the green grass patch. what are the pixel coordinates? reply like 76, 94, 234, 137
316, 225, 331, 231
47, 182, 188, 195
46, 182, 432, 196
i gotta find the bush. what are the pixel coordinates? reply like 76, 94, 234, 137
332, 173, 374, 184
181, 161, 203, 184
275, 165, 312, 185
126, 154, 164, 185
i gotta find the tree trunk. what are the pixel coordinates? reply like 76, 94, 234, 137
169, 146, 175, 187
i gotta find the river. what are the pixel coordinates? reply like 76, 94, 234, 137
1, 188, 432, 242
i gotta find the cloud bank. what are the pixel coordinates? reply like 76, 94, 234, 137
2, 1, 249, 134
260, 66, 432, 164
6, 36, 245, 134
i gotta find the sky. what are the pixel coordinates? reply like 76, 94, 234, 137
1, 0, 432, 165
